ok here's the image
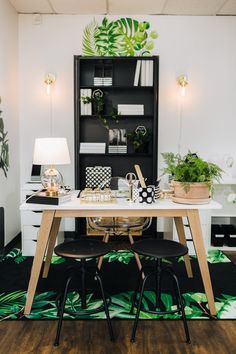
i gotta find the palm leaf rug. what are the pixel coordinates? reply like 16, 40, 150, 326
0, 248, 235, 320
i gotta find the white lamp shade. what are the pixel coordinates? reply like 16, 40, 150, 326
33, 138, 71, 165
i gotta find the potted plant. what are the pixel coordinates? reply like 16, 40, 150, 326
127, 126, 152, 154
161, 151, 223, 203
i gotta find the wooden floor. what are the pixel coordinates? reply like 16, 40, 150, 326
0, 319, 235, 354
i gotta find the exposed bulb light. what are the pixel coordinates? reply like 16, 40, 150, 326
44, 73, 56, 95
177, 75, 188, 97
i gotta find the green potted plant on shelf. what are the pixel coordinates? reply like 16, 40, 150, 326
127, 126, 152, 154
161, 151, 223, 203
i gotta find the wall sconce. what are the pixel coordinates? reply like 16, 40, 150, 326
177, 75, 188, 97
44, 73, 56, 95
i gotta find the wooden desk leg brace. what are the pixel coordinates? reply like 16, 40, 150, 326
187, 209, 216, 316
174, 217, 193, 278
24, 210, 55, 315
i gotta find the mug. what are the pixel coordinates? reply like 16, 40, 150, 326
138, 186, 155, 204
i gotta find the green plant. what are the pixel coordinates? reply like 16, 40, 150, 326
82, 17, 158, 57
81, 89, 119, 130
127, 128, 152, 153
0, 103, 9, 178
161, 151, 223, 190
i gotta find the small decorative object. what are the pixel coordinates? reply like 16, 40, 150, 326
85, 166, 112, 189
138, 186, 155, 204
127, 125, 151, 153
0, 97, 9, 178
80, 89, 119, 130
161, 151, 223, 204
154, 179, 161, 200
108, 128, 127, 154
80, 188, 115, 203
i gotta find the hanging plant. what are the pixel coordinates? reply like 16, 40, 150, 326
0, 99, 9, 178
81, 89, 119, 130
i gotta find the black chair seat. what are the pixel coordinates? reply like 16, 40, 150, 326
54, 239, 112, 259
131, 239, 188, 259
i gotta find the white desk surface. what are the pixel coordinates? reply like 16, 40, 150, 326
20, 195, 222, 212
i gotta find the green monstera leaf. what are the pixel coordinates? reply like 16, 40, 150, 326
0, 290, 26, 319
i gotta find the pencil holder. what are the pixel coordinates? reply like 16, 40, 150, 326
138, 186, 155, 204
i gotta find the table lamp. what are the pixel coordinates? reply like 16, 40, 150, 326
33, 137, 71, 196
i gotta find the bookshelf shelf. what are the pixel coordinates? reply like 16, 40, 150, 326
74, 55, 159, 235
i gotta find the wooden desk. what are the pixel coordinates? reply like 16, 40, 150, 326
20, 197, 221, 316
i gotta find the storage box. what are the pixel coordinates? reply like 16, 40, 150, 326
211, 224, 224, 247
221, 224, 236, 247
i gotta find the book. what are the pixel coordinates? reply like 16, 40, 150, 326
26, 192, 72, 205
148, 60, 154, 86
141, 60, 146, 86
134, 60, 141, 86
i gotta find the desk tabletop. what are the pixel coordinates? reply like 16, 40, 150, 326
20, 195, 222, 211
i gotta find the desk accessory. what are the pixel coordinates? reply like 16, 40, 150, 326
26, 191, 72, 205
125, 172, 137, 201
80, 188, 115, 203
134, 164, 146, 188
85, 166, 112, 188
138, 186, 155, 204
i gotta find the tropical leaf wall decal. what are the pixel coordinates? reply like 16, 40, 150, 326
82, 17, 158, 57
0, 98, 9, 178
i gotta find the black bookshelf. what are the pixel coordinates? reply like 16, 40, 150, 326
74, 56, 159, 236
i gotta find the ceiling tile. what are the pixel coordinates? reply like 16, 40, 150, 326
108, 0, 166, 14
50, 0, 107, 14
9, 0, 54, 13
163, 0, 226, 15
218, 0, 236, 14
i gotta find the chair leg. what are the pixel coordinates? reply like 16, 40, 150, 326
54, 275, 73, 346
155, 259, 162, 310
130, 268, 144, 315
97, 234, 110, 270
130, 274, 149, 343
95, 270, 114, 342
128, 234, 143, 276
81, 259, 87, 309
171, 271, 191, 344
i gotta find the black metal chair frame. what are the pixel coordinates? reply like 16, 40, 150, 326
130, 258, 191, 344
54, 258, 114, 346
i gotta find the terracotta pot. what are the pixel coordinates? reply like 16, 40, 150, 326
172, 181, 211, 199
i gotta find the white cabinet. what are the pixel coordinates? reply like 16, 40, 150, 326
21, 182, 75, 256
172, 180, 236, 253
210, 181, 236, 251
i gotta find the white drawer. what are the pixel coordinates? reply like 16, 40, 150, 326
22, 225, 40, 240
22, 231, 64, 256
21, 210, 43, 225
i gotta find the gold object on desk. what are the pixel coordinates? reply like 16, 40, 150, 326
80, 188, 116, 203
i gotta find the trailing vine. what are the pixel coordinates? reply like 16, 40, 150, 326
0, 98, 9, 177
81, 89, 119, 130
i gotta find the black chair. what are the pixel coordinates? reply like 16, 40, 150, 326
53, 239, 114, 346
130, 239, 191, 344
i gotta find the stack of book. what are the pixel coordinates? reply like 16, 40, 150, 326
108, 128, 127, 154
117, 104, 144, 115
94, 64, 113, 86
108, 145, 127, 154
80, 89, 92, 115
26, 191, 73, 205
80, 142, 106, 154
134, 60, 154, 87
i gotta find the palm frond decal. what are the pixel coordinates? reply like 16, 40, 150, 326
82, 19, 99, 56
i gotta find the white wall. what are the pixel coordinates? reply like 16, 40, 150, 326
18, 15, 236, 188
0, 0, 19, 245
